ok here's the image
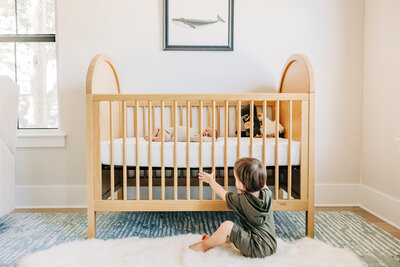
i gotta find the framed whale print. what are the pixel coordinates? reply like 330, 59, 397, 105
163, 0, 234, 51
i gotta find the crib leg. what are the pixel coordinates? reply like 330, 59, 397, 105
306, 209, 314, 238
88, 210, 96, 238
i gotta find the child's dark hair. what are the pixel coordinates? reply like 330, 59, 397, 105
233, 158, 266, 192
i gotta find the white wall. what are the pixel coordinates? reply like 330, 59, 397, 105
15, 0, 365, 207
360, 0, 400, 228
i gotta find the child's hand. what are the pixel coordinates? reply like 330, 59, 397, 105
198, 171, 214, 184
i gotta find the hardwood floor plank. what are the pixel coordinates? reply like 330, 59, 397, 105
317, 206, 400, 240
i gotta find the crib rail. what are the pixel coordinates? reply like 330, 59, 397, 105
92, 93, 308, 101
88, 93, 310, 208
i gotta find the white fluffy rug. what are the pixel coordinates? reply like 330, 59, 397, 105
18, 235, 365, 267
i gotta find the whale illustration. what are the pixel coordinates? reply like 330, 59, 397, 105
172, 14, 226, 29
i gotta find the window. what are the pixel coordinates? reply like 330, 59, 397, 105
0, 0, 58, 129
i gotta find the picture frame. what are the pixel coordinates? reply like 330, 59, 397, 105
163, 0, 234, 51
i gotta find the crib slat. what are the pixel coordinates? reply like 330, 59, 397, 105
180, 105, 183, 126
143, 106, 146, 137
186, 101, 191, 200
190, 104, 193, 128
300, 101, 309, 200
161, 101, 165, 200
133, 107, 136, 138
123, 101, 127, 200
174, 100, 178, 200
135, 101, 140, 200
217, 106, 221, 136
235, 104, 238, 134
170, 106, 173, 127
109, 101, 115, 201
227, 106, 230, 140
275, 101, 280, 200
152, 106, 155, 134
262, 100, 267, 166
227, 106, 231, 141
288, 100, 292, 200
224, 100, 228, 190
208, 106, 211, 127
199, 101, 203, 200
148, 100, 153, 200
237, 100, 241, 159
212, 100, 216, 200
250, 100, 254, 157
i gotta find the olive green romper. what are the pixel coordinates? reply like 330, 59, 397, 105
225, 188, 277, 258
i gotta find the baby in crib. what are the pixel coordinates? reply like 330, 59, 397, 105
189, 157, 277, 258
144, 126, 218, 142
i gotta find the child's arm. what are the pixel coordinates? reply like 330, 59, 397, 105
198, 172, 227, 201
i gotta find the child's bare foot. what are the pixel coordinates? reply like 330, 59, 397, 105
144, 136, 149, 141
189, 241, 208, 252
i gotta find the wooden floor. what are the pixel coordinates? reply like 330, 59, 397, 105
316, 207, 400, 240
14, 206, 400, 240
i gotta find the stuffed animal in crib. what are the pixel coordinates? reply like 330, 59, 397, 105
257, 113, 285, 137
237, 104, 284, 137
239, 104, 261, 137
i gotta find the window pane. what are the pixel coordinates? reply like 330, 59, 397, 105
0, 0, 16, 34
16, 42, 58, 128
17, 0, 55, 34
0, 43, 16, 79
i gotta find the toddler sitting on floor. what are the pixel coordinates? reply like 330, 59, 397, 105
190, 157, 277, 258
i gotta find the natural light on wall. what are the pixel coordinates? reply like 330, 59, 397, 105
0, 0, 58, 129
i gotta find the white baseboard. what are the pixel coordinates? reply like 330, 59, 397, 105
359, 184, 400, 230
15, 185, 86, 209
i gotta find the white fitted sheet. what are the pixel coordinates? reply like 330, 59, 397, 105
101, 137, 300, 168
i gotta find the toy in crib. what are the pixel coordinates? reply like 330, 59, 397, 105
257, 113, 284, 137
239, 104, 284, 137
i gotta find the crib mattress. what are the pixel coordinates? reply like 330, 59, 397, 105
101, 137, 300, 168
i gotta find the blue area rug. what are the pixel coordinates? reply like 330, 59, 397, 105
0, 211, 399, 266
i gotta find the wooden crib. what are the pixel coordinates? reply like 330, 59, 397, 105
86, 54, 315, 239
